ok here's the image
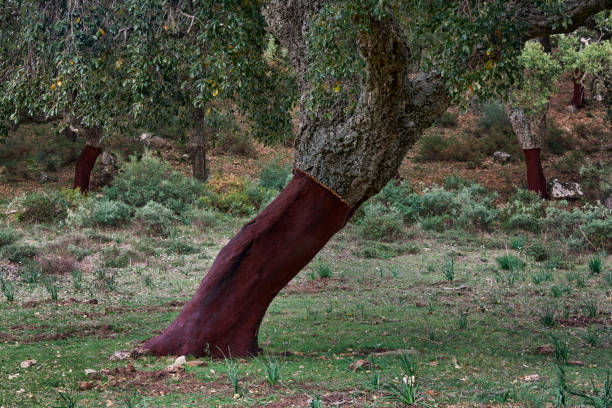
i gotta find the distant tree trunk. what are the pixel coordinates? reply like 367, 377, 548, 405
189, 109, 208, 181
73, 128, 103, 193
571, 69, 585, 108
539, 35, 552, 53
505, 105, 550, 198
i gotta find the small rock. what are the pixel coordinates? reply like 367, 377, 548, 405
20, 359, 36, 369
349, 359, 371, 371
493, 151, 511, 163
109, 351, 130, 361
566, 105, 578, 114
185, 360, 206, 367
522, 374, 540, 382
548, 178, 584, 200
567, 360, 586, 366
173, 356, 187, 368
84, 369, 97, 376
182, 154, 190, 161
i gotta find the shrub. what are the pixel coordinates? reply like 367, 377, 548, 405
477, 102, 512, 132
496, 254, 525, 271
415, 133, 449, 162
134, 201, 177, 236
0, 228, 21, 248
15, 190, 69, 223
102, 246, 135, 268
201, 174, 255, 216
258, 158, 291, 191
104, 151, 204, 215
527, 242, 549, 261
0, 243, 38, 264
216, 131, 255, 157
588, 256, 602, 274
163, 238, 199, 255
436, 111, 459, 128
187, 208, 222, 231
420, 215, 451, 232
542, 204, 611, 251
358, 204, 404, 242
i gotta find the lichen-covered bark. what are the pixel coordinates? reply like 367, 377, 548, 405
505, 105, 548, 150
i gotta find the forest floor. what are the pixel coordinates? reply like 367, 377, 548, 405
0, 202, 610, 407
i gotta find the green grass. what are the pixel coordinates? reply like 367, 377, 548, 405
0, 206, 610, 407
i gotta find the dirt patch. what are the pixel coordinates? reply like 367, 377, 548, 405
103, 300, 187, 315
0, 323, 124, 343
88, 364, 221, 397
558, 316, 607, 327
22, 298, 98, 308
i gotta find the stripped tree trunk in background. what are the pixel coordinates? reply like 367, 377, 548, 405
505, 105, 550, 198
571, 69, 586, 108
189, 108, 208, 181
73, 128, 103, 193
144, 0, 608, 357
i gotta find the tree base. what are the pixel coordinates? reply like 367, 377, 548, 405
523, 148, 549, 199
144, 170, 351, 357
74, 145, 102, 192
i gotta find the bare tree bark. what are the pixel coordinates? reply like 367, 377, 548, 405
571, 69, 586, 108
73, 128, 103, 193
189, 108, 208, 181
505, 105, 550, 198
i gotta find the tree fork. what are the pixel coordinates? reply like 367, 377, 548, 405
144, 170, 351, 357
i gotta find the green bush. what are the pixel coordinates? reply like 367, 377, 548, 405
187, 208, 222, 230
357, 204, 404, 242
420, 215, 451, 232
0, 243, 38, 264
542, 204, 611, 250
67, 198, 131, 227
134, 201, 177, 236
163, 238, 200, 255
102, 245, 135, 268
258, 158, 291, 191
415, 133, 449, 162
545, 124, 571, 155
0, 228, 21, 248
477, 102, 512, 133
104, 151, 204, 215
526, 242, 549, 261
16, 190, 69, 223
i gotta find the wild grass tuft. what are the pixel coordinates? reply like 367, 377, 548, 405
588, 256, 602, 274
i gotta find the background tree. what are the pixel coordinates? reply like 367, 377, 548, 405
0, 1, 296, 189
505, 41, 562, 198
144, 0, 612, 358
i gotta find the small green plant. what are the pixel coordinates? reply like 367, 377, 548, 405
436, 111, 459, 128
55, 390, 79, 408
582, 300, 598, 318
71, 269, 83, 292
510, 236, 527, 250
0, 243, 38, 264
17, 190, 69, 224
20, 262, 41, 284
134, 200, 177, 236
312, 258, 332, 279
163, 239, 199, 255
67, 245, 93, 261
606, 272, 612, 287
0, 273, 15, 302
0, 227, 21, 248
541, 305, 557, 327
102, 246, 133, 268
384, 352, 419, 405
588, 256, 602, 274
551, 285, 563, 298
496, 254, 525, 271
568, 371, 612, 408
144, 275, 154, 288
443, 256, 455, 281
551, 334, 569, 365
224, 357, 240, 395
258, 158, 291, 191
526, 242, 549, 261
309, 396, 323, 408
257, 355, 281, 386
95, 269, 116, 292
458, 310, 469, 329
532, 270, 553, 284
584, 328, 600, 347
43, 277, 59, 300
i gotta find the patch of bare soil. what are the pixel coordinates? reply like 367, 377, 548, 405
0, 323, 123, 343
558, 315, 608, 327
85, 364, 215, 396
102, 300, 186, 315
21, 297, 99, 308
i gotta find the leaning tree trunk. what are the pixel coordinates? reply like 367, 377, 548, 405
73, 128, 103, 193
505, 105, 550, 199
144, 0, 606, 358
571, 69, 585, 108
145, 8, 448, 358
189, 109, 208, 181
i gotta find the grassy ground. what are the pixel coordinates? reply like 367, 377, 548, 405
0, 209, 610, 408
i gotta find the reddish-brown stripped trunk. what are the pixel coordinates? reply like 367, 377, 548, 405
571, 70, 585, 108
144, 170, 351, 357
73, 145, 102, 193
523, 148, 549, 199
